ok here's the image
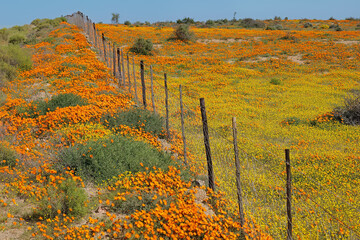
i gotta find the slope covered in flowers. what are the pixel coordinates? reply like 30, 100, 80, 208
95, 19, 360, 238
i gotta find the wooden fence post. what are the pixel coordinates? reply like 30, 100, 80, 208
108, 42, 111, 68
150, 65, 156, 114
133, 57, 139, 104
127, 53, 131, 92
102, 33, 106, 64
121, 49, 126, 86
116, 48, 122, 87
113, 45, 116, 77
232, 117, 245, 228
140, 60, 146, 109
179, 85, 187, 166
200, 98, 215, 191
164, 73, 170, 139
286, 149, 293, 240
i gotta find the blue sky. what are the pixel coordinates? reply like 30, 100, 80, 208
1, 0, 359, 28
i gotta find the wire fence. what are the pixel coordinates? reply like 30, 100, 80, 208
66, 12, 360, 239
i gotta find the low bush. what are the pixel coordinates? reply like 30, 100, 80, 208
0, 44, 32, 71
16, 93, 88, 118
0, 143, 17, 167
303, 22, 313, 28
270, 78, 282, 85
58, 136, 174, 183
8, 34, 25, 45
266, 24, 283, 30
101, 107, 165, 137
29, 178, 88, 219
129, 38, 153, 55
45, 93, 88, 112
0, 28, 9, 41
176, 17, 195, 25
241, 18, 265, 28
124, 20, 131, 26
172, 24, 196, 42
334, 92, 360, 125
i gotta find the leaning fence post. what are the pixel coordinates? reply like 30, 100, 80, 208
150, 65, 156, 114
116, 48, 122, 87
180, 85, 187, 166
200, 98, 215, 191
164, 73, 170, 139
140, 60, 146, 109
93, 23, 97, 47
113, 45, 116, 77
102, 33, 107, 64
121, 49, 126, 86
127, 53, 131, 92
286, 149, 293, 240
232, 117, 245, 228
133, 57, 139, 104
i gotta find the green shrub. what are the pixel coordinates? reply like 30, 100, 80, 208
16, 93, 88, 118
29, 178, 88, 219
0, 143, 17, 167
266, 24, 283, 30
129, 38, 154, 55
0, 44, 32, 71
334, 92, 360, 125
8, 34, 25, 45
101, 107, 165, 137
58, 136, 174, 183
303, 22, 313, 28
44, 93, 88, 113
241, 18, 265, 28
270, 78, 281, 85
0, 28, 9, 41
205, 20, 215, 27
0, 62, 17, 82
172, 24, 196, 42
124, 20, 131, 26
177, 17, 195, 24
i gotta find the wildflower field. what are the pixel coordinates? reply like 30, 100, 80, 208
0, 14, 359, 239
94, 18, 360, 239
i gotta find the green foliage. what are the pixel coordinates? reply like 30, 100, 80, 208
205, 20, 215, 27
0, 28, 9, 41
281, 117, 301, 126
29, 178, 88, 219
0, 62, 18, 83
16, 93, 88, 118
266, 24, 284, 30
0, 44, 32, 85
111, 13, 120, 24
334, 92, 360, 125
58, 136, 174, 183
177, 17, 195, 24
124, 20, 131, 26
241, 18, 265, 28
101, 107, 165, 137
0, 44, 32, 71
303, 22, 313, 28
0, 143, 17, 167
44, 93, 88, 112
8, 34, 25, 45
270, 78, 281, 85
129, 38, 154, 55
172, 24, 196, 42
